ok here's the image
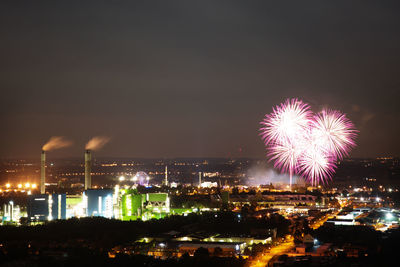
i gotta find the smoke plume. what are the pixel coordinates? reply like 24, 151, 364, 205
245, 164, 302, 186
42, 136, 73, 151
85, 136, 110, 150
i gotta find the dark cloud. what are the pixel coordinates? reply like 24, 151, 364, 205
0, 0, 399, 158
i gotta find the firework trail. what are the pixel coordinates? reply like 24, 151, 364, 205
260, 99, 357, 186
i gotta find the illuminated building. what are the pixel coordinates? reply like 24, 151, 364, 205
120, 190, 170, 221
84, 189, 113, 218
178, 241, 246, 257
200, 181, 218, 188
66, 195, 85, 218
2, 201, 21, 223
27, 194, 66, 221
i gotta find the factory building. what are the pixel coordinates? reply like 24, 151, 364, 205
27, 194, 66, 221
84, 189, 114, 218
121, 190, 170, 221
2, 201, 21, 224
66, 195, 85, 218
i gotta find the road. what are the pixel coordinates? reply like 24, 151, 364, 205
248, 209, 341, 266
311, 209, 341, 229
248, 236, 294, 267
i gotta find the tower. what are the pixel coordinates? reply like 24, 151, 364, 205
164, 165, 168, 186
40, 150, 46, 194
85, 150, 92, 190
198, 172, 202, 187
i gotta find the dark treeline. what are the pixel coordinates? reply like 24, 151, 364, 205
314, 225, 400, 266
0, 250, 246, 267
0, 212, 287, 266
0, 211, 289, 244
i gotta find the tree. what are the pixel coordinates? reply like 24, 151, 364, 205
251, 243, 265, 257
194, 247, 209, 259
213, 247, 223, 257
232, 187, 239, 195
243, 247, 251, 256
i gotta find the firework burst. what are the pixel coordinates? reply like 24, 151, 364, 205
268, 141, 300, 174
298, 144, 336, 186
260, 99, 357, 186
260, 98, 312, 145
311, 109, 357, 159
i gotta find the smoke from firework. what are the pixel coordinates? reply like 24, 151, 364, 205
85, 136, 110, 150
42, 136, 72, 151
246, 164, 302, 186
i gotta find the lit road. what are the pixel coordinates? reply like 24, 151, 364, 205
248, 236, 294, 267
248, 210, 342, 267
311, 209, 341, 229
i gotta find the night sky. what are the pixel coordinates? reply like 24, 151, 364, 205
1, 1, 399, 159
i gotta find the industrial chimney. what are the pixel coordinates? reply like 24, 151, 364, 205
164, 165, 168, 186
85, 150, 91, 190
40, 150, 46, 194
198, 171, 202, 187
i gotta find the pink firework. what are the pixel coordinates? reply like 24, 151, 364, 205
260, 98, 312, 186
260, 99, 357, 186
298, 143, 336, 186
268, 140, 302, 174
311, 109, 357, 159
260, 98, 312, 146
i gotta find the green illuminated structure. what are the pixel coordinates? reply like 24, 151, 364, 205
120, 190, 170, 221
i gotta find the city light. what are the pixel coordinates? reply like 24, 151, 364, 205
119, 176, 125, 181
386, 212, 393, 220
5, 183, 10, 188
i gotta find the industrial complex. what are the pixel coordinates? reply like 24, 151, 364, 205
23, 149, 175, 223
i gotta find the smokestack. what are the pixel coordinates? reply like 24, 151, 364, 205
40, 150, 46, 194
198, 172, 202, 187
85, 150, 92, 190
164, 165, 168, 186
